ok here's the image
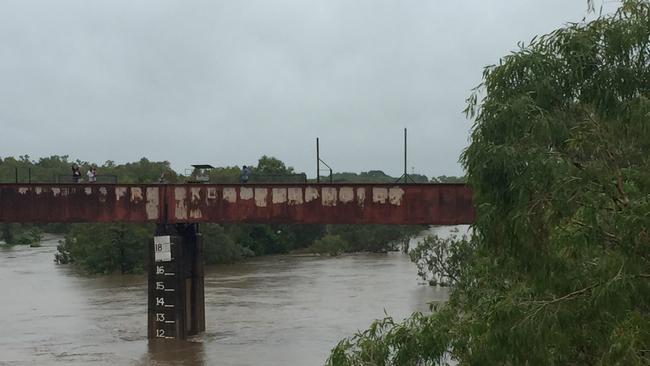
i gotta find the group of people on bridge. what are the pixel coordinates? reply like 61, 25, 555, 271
67, 164, 256, 184
71, 165, 97, 183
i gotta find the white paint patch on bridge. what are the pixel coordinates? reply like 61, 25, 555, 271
389, 187, 405, 206
305, 187, 319, 203
146, 187, 159, 220
222, 188, 237, 203
115, 187, 127, 201
254, 188, 268, 207
272, 188, 287, 204
287, 188, 303, 205
322, 187, 337, 206
174, 187, 188, 220
131, 188, 143, 203
339, 187, 354, 203
372, 187, 388, 204
239, 187, 253, 200
356, 188, 366, 206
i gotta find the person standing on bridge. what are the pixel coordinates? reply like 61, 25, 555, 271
87, 166, 97, 183
240, 165, 250, 183
71, 164, 81, 183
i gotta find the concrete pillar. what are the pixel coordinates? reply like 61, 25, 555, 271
148, 223, 205, 340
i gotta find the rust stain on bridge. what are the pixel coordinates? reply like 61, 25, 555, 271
0, 183, 474, 225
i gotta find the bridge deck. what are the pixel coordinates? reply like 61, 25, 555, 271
0, 183, 474, 225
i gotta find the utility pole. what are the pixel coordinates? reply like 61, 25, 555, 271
395, 127, 415, 184
316, 137, 333, 183
404, 127, 408, 183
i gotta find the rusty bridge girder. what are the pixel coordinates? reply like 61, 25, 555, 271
0, 183, 474, 225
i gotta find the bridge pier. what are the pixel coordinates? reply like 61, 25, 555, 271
148, 223, 205, 340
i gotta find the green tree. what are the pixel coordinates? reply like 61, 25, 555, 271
409, 229, 471, 287
1, 223, 14, 244
325, 225, 422, 253
202, 224, 249, 263
56, 224, 150, 274
0, 155, 177, 184
310, 234, 349, 256
99, 157, 178, 183
329, 170, 430, 183
430, 175, 465, 183
0, 223, 43, 246
329, 2, 650, 365
207, 166, 241, 183
256, 155, 294, 174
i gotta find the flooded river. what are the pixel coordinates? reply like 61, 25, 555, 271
0, 228, 456, 366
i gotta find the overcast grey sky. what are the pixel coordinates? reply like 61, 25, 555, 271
0, 1, 617, 178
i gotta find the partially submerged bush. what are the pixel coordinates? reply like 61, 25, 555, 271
309, 234, 349, 256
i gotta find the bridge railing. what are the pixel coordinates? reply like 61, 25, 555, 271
204, 173, 308, 184
56, 175, 118, 184
248, 173, 307, 183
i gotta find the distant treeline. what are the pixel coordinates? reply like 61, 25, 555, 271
0, 155, 179, 184
0, 155, 464, 274
0, 155, 465, 184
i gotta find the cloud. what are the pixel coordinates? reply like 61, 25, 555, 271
0, 0, 617, 177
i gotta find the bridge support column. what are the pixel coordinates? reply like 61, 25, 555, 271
148, 223, 205, 340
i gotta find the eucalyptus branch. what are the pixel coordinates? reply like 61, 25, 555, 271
516, 266, 634, 327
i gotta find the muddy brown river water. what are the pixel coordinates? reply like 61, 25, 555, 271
0, 228, 458, 366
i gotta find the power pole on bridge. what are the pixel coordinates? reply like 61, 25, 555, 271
316, 137, 333, 183
395, 128, 416, 184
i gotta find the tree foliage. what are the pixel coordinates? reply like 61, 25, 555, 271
325, 225, 422, 253
0, 155, 178, 184
202, 224, 250, 263
309, 234, 349, 256
429, 175, 466, 183
330, 170, 431, 183
329, 2, 650, 364
56, 224, 150, 274
409, 230, 471, 287
256, 155, 294, 174
0, 223, 43, 246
